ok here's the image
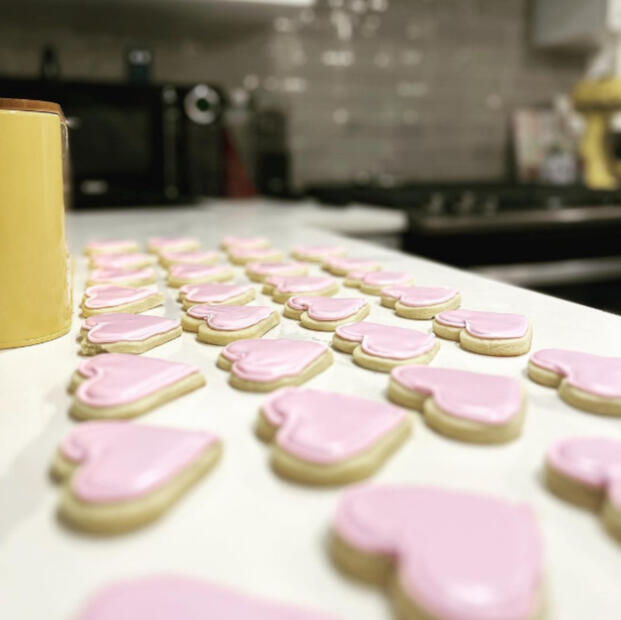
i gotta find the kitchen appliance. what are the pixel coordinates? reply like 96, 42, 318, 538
0, 78, 225, 206
0, 98, 72, 348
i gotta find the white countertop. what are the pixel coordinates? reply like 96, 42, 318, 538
2, 200, 621, 619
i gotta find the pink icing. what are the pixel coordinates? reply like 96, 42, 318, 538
287, 296, 366, 321
293, 245, 345, 259
60, 422, 217, 503
436, 309, 529, 339
92, 253, 154, 270
75, 575, 339, 619
83, 285, 158, 309
148, 236, 198, 250
263, 388, 407, 463
229, 247, 281, 260
336, 321, 436, 360
89, 267, 155, 284
324, 257, 379, 273
75, 353, 200, 407
391, 366, 522, 425
161, 250, 219, 264
383, 285, 458, 307
334, 485, 542, 620
86, 240, 138, 253
195, 305, 274, 331
266, 275, 337, 294
221, 339, 328, 383
360, 271, 413, 287
530, 349, 621, 399
222, 235, 270, 249
82, 313, 179, 343
182, 283, 253, 304
169, 264, 230, 280
247, 261, 306, 276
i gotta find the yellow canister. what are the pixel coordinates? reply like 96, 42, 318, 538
0, 98, 72, 348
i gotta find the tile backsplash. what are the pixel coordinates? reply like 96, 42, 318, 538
1, 0, 587, 190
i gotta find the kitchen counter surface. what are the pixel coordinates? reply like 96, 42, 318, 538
2, 199, 621, 619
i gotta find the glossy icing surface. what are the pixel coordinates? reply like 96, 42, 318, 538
76, 575, 339, 619
335, 485, 542, 620
198, 305, 274, 331
182, 283, 253, 304
247, 261, 306, 275
293, 245, 345, 259
89, 267, 155, 284
229, 247, 281, 259
360, 271, 412, 286
336, 321, 436, 359
391, 366, 522, 424
325, 257, 379, 273
436, 309, 528, 339
83, 313, 179, 343
287, 296, 366, 320
60, 422, 217, 503
92, 253, 154, 270
383, 285, 458, 307
148, 236, 198, 250
161, 250, 219, 264
222, 339, 328, 382
76, 353, 200, 407
263, 388, 407, 463
222, 235, 270, 249
169, 264, 230, 280
530, 349, 621, 398
83, 285, 158, 309
266, 275, 336, 294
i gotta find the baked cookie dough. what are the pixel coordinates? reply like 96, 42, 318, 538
68, 353, 205, 420
528, 348, 621, 416
388, 366, 526, 443
283, 295, 370, 331
322, 256, 381, 277
217, 338, 332, 392
545, 436, 621, 540
80, 313, 181, 355
345, 270, 414, 294
220, 235, 270, 251
179, 283, 256, 310
85, 239, 139, 256
51, 421, 221, 533
193, 305, 280, 345
245, 260, 308, 283
331, 485, 544, 620
167, 263, 234, 288
290, 244, 346, 263
228, 246, 285, 265
263, 275, 339, 303
81, 285, 164, 317
87, 267, 157, 288
381, 285, 460, 319
159, 249, 221, 268
257, 387, 411, 485
332, 321, 439, 372
90, 252, 157, 270
433, 309, 532, 356
147, 236, 199, 254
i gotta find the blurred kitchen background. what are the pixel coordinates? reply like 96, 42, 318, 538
3, 0, 621, 313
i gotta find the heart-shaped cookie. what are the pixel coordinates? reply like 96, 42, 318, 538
529, 348, 621, 416
381, 285, 460, 319
147, 236, 199, 254
433, 309, 532, 356
81, 313, 181, 355
52, 422, 220, 533
228, 246, 285, 265
246, 260, 308, 282
81, 285, 163, 317
167, 263, 233, 287
220, 235, 270, 250
75, 576, 340, 619
179, 283, 256, 310
194, 305, 280, 345
546, 436, 621, 538
264, 275, 339, 303
346, 271, 414, 295
333, 321, 438, 371
284, 296, 369, 331
322, 256, 380, 276
389, 366, 525, 443
332, 485, 544, 620
159, 249, 221, 267
91, 252, 156, 270
85, 239, 139, 256
87, 267, 156, 287
258, 387, 410, 484
291, 244, 346, 262
70, 353, 205, 419
218, 338, 332, 391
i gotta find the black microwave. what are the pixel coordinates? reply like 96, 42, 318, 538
0, 78, 225, 206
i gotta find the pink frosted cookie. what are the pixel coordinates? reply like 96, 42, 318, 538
322, 256, 381, 276
345, 270, 414, 295
291, 244, 346, 263
84, 239, 139, 256
87, 267, 156, 288
81, 285, 164, 317
51, 422, 221, 533
167, 263, 234, 288
333, 321, 439, 372
389, 366, 525, 443
381, 285, 461, 319
258, 387, 411, 484
179, 283, 256, 309
188, 305, 280, 345
147, 236, 199, 254
69, 353, 205, 420
284, 296, 370, 331
528, 348, 621, 416
80, 313, 181, 355
227, 245, 285, 265
75, 575, 340, 619
545, 436, 621, 538
245, 260, 308, 283
220, 235, 270, 251
263, 275, 339, 303
217, 338, 333, 392
433, 309, 532, 356
332, 485, 544, 620
159, 249, 221, 268
90, 252, 156, 270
